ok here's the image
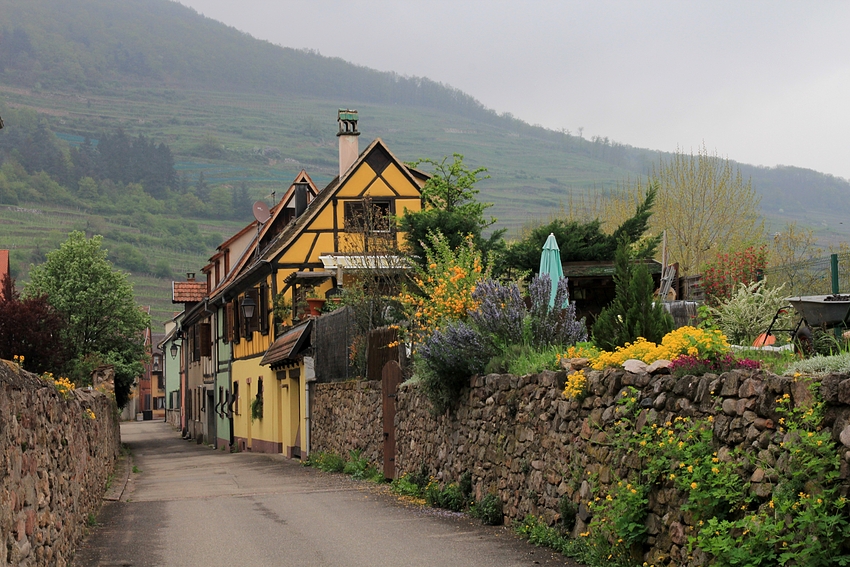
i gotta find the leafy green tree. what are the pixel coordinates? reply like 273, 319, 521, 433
400, 154, 504, 267
501, 184, 661, 279
592, 239, 673, 350
26, 231, 150, 407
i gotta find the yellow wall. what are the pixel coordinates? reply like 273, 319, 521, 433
231, 357, 305, 454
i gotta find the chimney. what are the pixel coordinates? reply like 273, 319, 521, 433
337, 109, 360, 179
294, 182, 308, 218
186, 272, 195, 282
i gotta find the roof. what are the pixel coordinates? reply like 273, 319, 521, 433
563, 260, 663, 278
260, 319, 312, 368
172, 280, 206, 303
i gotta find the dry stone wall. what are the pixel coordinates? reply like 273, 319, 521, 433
0, 361, 121, 567
312, 365, 850, 564
310, 380, 383, 466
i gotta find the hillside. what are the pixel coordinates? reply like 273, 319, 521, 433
1, 0, 849, 324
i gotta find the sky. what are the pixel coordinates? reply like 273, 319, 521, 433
177, 0, 850, 180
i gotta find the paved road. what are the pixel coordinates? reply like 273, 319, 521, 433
72, 421, 578, 567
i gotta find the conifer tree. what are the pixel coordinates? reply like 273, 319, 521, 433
592, 239, 673, 350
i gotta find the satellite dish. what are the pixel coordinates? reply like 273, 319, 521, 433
252, 201, 271, 224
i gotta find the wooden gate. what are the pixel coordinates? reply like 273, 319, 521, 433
381, 360, 402, 480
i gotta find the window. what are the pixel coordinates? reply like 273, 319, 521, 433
344, 199, 393, 233
200, 322, 212, 358
154, 397, 165, 410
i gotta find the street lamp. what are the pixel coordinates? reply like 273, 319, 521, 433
241, 295, 256, 320
170, 343, 179, 359
242, 295, 257, 336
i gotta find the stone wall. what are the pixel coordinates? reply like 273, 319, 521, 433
0, 361, 121, 567
310, 380, 383, 465
312, 365, 850, 565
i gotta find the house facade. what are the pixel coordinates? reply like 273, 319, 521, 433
171, 109, 425, 457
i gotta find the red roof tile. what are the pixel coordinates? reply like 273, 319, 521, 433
172, 281, 206, 303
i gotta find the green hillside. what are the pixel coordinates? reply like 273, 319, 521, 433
0, 0, 848, 325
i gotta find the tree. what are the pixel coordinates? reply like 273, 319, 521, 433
400, 154, 504, 267
766, 222, 823, 295
592, 240, 673, 350
26, 231, 150, 407
501, 184, 661, 279
646, 145, 763, 276
0, 272, 70, 375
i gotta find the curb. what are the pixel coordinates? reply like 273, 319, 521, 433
103, 453, 131, 502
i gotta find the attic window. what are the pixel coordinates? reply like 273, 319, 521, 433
344, 199, 393, 233
365, 145, 391, 175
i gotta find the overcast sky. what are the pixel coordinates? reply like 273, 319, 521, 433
178, 0, 850, 180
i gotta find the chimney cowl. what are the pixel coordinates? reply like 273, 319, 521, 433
337, 109, 360, 178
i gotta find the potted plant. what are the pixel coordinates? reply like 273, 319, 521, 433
305, 287, 326, 317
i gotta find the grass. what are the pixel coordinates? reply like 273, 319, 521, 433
131, 465, 141, 474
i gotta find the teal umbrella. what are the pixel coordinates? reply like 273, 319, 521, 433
539, 233, 564, 309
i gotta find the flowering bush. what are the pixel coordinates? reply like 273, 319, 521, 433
418, 320, 493, 413
562, 369, 587, 400
398, 232, 489, 346
41, 372, 75, 399
470, 276, 587, 350
527, 276, 587, 348
702, 245, 768, 306
566, 326, 730, 370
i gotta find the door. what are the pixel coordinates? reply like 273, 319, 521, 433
381, 361, 402, 480
206, 390, 216, 446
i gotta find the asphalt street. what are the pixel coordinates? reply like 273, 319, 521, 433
71, 421, 579, 567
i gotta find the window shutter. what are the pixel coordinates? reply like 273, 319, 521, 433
200, 322, 212, 357
259, 283, 270, 335
232, 299, 241, 343
193, 324, 201, 362
224, 302, 232, 344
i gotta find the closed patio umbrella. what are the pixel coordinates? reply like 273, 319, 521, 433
538, 233, 564, 309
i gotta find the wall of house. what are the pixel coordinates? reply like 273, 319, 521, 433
0, 361, 120, 567
232, 358, 278, 453
311, 367, 850, 566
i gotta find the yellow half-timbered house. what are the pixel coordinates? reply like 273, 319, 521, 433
206, 110, 425, 456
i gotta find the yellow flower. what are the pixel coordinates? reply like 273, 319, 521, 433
691, 482, 698, 490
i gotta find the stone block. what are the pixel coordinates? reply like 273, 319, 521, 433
839, 379, 850, 405
720, 373, 740, 396
738, 378, 765, 398
647, 360, 671, 375
623, 359, 648, 374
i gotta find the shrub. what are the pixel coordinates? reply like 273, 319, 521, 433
708, 280, 793, 345
559, 495, 577, 534
527, 275, 588, 348
572, 326, 730, 370
390, 474, 424, 498
418, 321, 493, 414
471, 493, 504, 525
425, 480, 465, 512
702, 245, 768, 306
343, 449, 376, 480
309, 451, 345, 473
